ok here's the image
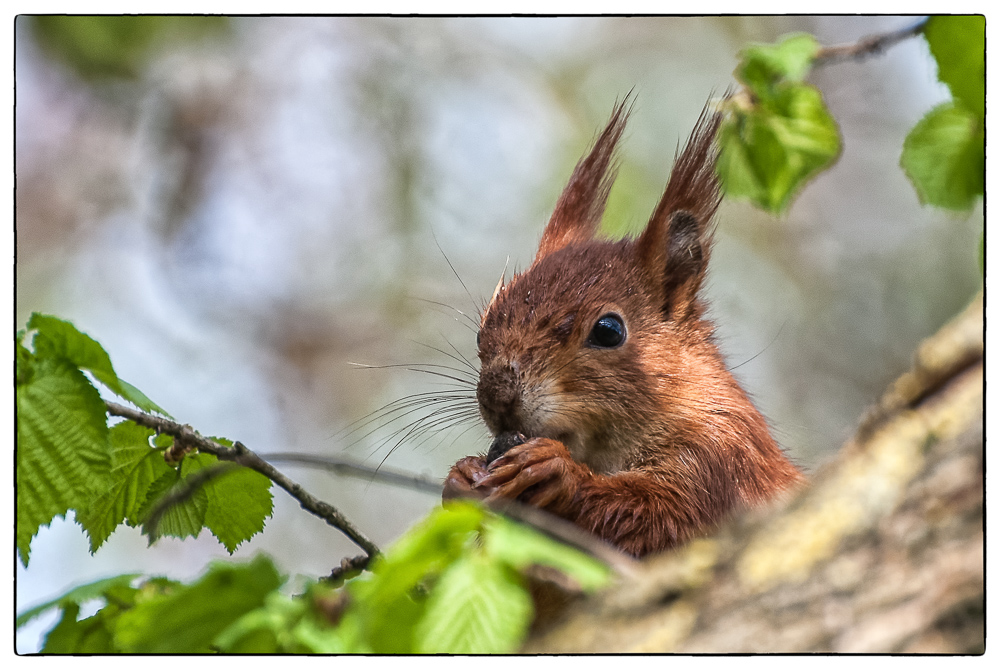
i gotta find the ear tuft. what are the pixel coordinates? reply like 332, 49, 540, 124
637, 103, 722, 318
535, 97, 632, 261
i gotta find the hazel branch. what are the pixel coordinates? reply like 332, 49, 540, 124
813, 18, 928, 66
261, 452, 442, 494
104, 401, 381, 560
485, 497, 638, 577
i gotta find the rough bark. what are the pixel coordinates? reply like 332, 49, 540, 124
525, 291, 984, 654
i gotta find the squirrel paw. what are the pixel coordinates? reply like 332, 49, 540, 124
477, 438, 586, 515
442, 455, 490, 501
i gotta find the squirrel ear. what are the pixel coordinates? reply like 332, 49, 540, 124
637, 105, 722, 319
535, 99, 631, 261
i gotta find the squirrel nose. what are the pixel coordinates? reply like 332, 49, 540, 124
477, 361, 522, 433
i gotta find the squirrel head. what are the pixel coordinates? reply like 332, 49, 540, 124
476, 100, 726, 474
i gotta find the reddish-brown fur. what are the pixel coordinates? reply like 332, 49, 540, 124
443, 100, 804, 558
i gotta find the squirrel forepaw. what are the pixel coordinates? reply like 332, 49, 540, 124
442, 455, 490, 501
477, 438, 586, 515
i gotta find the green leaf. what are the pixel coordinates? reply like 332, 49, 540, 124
216, 586, 368, 654
415, 553, 533, 654
139, 468, 209, 542
113, 379, 169, 417
213, 591, 302, 653
26, 313, 170, 416
718, 83, 841, 213
924, 16, 985, 120
16, 573, 140, 628
352, 577, 426, 653
345, 502, 485, 653
291, 614, 367, 654
16, 357, 111, 565
16, 332, 33, 384
736, 33, 819, 95
370, 501, 484, 598
483, 515, 612, 592
75, 421, 174, 552
901, 101, 984, 210
22, 575, 183, 653
721, 33, 839, 214
182, 452, 274, 552
112, 555, 284, 653
41, 603, 117, 653
129, 446, 272, 551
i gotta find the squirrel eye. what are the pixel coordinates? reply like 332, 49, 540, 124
587, 313, 626, 349
476, 330, 482, 349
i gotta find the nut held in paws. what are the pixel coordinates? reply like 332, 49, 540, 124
485, 431, 526, 466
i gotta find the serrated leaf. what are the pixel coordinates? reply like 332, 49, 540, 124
415, 553, 532, 654
27, 312, 170, 416
483, 515, 612, 592
924, 16, 985, 121
16, 357, 111, 565
737, 33, 819, 95
139, 468, 208, 542
901, 101, 984, 210
75, 421, 174, 552
28, 313, 117, 381
718, 83, 841, 213
112, 555, 283, 653
16, 573, 140, 628
182, 452, 274, 552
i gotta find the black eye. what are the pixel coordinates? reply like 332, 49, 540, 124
476, 330, 482, 349
587, 313, 626, 349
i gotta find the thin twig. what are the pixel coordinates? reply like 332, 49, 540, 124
105, 401, 381, 559
485, 497, 639, 576
814, 18, 928, 66
261, 452, 442, 495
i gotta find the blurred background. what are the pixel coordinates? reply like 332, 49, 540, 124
15, 16, 982, 652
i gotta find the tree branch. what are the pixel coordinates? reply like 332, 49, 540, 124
263, 453, 639, 574
486, 497, 638, 577
813, 18, 928, 66
261, 452, 442, 495
104, 401, 381, 560
324, 554, 373, 586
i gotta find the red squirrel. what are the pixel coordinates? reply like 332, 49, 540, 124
442, 100, 804, 558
